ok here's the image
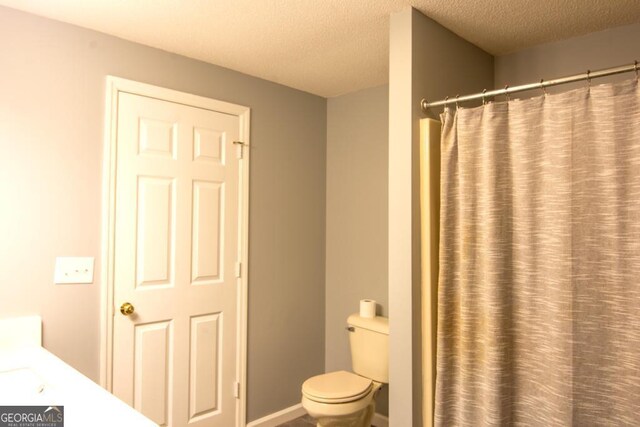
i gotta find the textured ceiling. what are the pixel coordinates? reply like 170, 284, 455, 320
1, 0, 639, 97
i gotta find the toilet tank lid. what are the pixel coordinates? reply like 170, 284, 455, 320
347, 314, 389, 335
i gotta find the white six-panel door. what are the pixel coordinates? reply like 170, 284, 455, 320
110, 90, 243, 427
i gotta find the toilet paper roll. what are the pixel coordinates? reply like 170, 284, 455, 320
359, 299, 376, 318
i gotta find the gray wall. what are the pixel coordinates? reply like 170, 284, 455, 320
0, 6, 326, 422
496, 23, 640, 97
388, 8, 494, 426
325, 84, 389, 416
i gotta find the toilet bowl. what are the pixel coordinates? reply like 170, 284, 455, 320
301, 371, 381, 427
301, 314, 389, 427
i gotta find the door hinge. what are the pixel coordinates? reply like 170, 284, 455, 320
233, 141, 247, 159
233, 381, 240, 399
235, 262, 242, 278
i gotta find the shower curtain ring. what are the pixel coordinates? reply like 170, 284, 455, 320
455, 94, 460, 109
587, 70, 591, 88
540, 79, 547, 96
482, 89, 487, 105
634, 60, 639, 80
504, 85, 510, 101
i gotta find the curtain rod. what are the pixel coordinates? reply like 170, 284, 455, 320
421, 61, 639, 110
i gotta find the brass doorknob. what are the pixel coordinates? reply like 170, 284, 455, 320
120, 302, 135, 316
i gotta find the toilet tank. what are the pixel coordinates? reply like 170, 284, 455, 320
347, 314, 389, 383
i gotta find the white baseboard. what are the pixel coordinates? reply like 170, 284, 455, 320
246, 403, 306, 427
372, 413, 389, 427
246, 403, 389, 427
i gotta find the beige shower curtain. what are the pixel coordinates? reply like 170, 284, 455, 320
434, 78, 640, 426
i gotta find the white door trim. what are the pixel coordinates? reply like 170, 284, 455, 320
100, 76, 250, 426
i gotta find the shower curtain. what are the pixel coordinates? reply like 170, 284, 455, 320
434, 78, 640, 426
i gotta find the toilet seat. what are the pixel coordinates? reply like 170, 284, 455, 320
302, 370, 372, 404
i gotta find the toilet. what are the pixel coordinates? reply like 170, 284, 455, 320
301, 314, 389, 427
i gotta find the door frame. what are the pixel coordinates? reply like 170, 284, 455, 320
100, 76, 250, 426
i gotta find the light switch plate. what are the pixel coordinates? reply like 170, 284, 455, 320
54, 257, 94, 284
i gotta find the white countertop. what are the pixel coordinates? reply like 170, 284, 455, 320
0, 329, 156, 427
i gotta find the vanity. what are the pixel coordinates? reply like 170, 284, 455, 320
0, 316, 156, 426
